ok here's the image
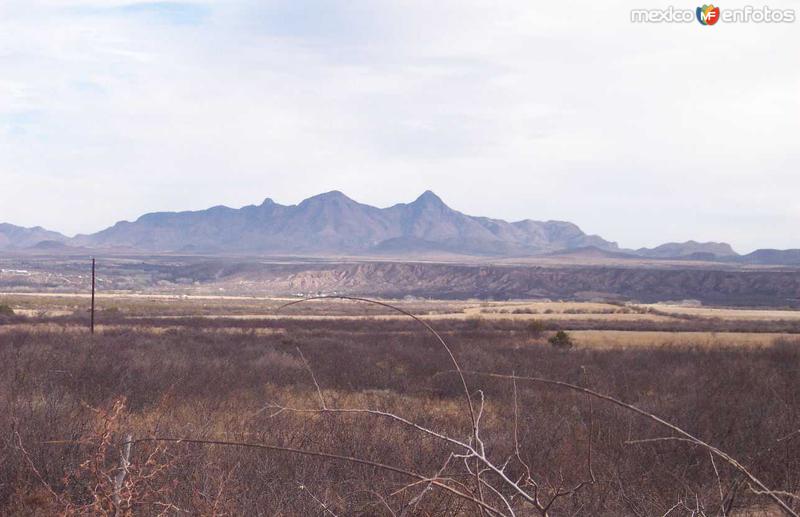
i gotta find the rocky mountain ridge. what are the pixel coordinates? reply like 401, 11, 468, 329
1, 191, 797, 264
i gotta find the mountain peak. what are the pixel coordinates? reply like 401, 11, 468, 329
301, 190, 355, 205
413, 190, 447, 207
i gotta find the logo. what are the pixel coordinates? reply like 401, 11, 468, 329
631, 4, 795, 24
697, 4, 721, 24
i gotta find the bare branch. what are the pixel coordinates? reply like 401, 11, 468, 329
121, 437, 509, 517
455, 370, 800, 517
295, 346, 327, 409
279, 295, 487, 514
709, 451, 726, 516
297, 481, 339, 517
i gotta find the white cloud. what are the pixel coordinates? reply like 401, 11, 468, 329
0, 0, 798, 252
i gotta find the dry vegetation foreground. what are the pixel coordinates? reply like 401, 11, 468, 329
1, 297, 800, 515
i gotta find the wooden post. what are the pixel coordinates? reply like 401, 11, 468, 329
91, 258, 96, 334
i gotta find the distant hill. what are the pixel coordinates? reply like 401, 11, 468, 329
738, 249, 800, 266
0, 224, 68, 250
543, 246, 639, 260
29, 240, 69, 250
636, 241, 738, 259
71, 190, 619, 256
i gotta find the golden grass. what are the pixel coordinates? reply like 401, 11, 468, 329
4, 294, 800, 350
469, 301, 624, 313
5, 293, 798, 324
567, 330, 795, 349
3, 319, 796, 351
642, 303, 800, 321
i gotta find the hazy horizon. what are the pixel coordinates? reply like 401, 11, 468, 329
2, 1, 798, 253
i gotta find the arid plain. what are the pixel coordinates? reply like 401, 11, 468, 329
2, 270, 800, 515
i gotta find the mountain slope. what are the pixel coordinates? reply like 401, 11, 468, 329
0, 224, 68, 250
73, 190, 619, 256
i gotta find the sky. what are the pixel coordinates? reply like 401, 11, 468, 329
1, 1, 798, 253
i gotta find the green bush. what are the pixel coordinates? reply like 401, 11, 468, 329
548, 330, 573, 349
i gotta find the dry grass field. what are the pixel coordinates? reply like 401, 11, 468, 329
2, 294, 800, 515
640, 304, 800, 321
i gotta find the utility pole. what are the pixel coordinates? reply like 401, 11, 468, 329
91, 258, 96, 334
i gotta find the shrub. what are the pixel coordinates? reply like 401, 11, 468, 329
466, 315, 484, 329
549, 330, 574, 349
0, 304, 14, 317
527, 320, 546, 337
4, 311, 800, 515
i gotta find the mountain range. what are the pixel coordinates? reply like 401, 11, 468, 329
1, 190, 797, 264
0, 223, 68, 250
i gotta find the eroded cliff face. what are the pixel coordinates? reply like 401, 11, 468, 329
2, 255, 798, 307
207, 262, 800, 307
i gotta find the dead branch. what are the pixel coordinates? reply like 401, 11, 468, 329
456, 370, 800, 517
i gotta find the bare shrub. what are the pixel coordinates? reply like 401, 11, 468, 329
0, 303, 14, 317
3, 299, 800, 515
526, 320, 546, 338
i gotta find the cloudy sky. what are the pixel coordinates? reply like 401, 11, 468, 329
1, 1, 798, 252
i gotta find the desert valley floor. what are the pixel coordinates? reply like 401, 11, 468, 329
2, 283, 800, 515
